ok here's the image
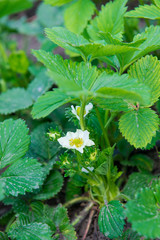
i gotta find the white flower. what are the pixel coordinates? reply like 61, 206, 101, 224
71, 103, 93, 120
58, 129, 94, 153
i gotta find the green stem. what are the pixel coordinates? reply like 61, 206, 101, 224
105, 112, 116, 129
95, 107, 110, 147
80, 98, 86, 130
64, 196, 91, 208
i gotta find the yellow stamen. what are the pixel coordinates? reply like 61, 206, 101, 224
69, 138, 84, 148
76, 107, 86, 117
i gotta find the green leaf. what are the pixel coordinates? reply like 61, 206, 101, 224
45, 27, 138, 60
64, 0, 95, 34
8, 222, 52, 240
31, 90, 73, 119
44, 0, 72, 6
128, 55, 160, 104
126, 183, 160, 238
92, 72, 151, 110
1, 158, 44, 196
0, 119, 30, 168
0, 232, 9, 240
27, 122, 59, 162
0, 88, 33, 114
0, 0, 32, 18
154, 0, 160, 8
8, 50, 29, 74
0, 181, 5, 201
119, 26, 160, 72
119, 108, 159, 148
52, 205, 77, 240
65, 178, 82, 201
27, 70, 53, 101
32, 50, 98, 91
87, 0, 127, 41
116, 229, 140, 240
125, 4, 160, 19
98, 201, 125, 239
34, 170, 63, 200
128, 154, 153, 172
123, 172, 153, 199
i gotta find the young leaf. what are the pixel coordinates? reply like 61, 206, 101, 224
123, 172, 153, 199
87, 0, 127, 41
45, 27, 138, 61
27, 70, 53, 101
98, 201, 125, 239
44, 0, 72, 6
0, 88, 33, 114
52, 205, 77, 240
1, 158, 44, 197
64, 0, 95, 34
118, 25, 160, 72
128, 55, 160, 104
34, 170, 63, 200
0, 119, 30, 168
0, 0, 32, 18
8, 222, 52, 240
119, 108, 159, 148
126, 184, 160, 238
32, 50, 98, 91
31, 90, 73, 119
125, 4, 160, 19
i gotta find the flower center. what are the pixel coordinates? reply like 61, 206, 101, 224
76, 107, 86, 116
69, 138, 84, 148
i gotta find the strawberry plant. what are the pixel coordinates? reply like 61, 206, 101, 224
1, 0, 160, 239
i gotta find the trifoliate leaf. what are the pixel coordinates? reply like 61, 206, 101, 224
31, 89, 72, 119
126, 184, 160, 238
34, 170, 63, 200
123, 172, 153, 199
44, 0, 72, 6
125, 4, 160, 19
8, 50, 29, 74
87, 0, 127, 41
98, 201, 125, 239
64, 0, 95, 34
27, 70, 53, 101
0, 0, 32, 18
0, 88, 33, 114
8, 222, 52, 240
119, 108, 159, 149
32, 49, 98, 91
128, 55, 160, 104
27, 122, 59, 163
118, 25, 160, 72
52, 205, 77, 240
0, 119, 30, 168
45, 27, 139, 61
1, 158, 44, 197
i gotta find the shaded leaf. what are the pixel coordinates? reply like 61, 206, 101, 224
0, 88, 33, 114
34, 170, 63, 200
